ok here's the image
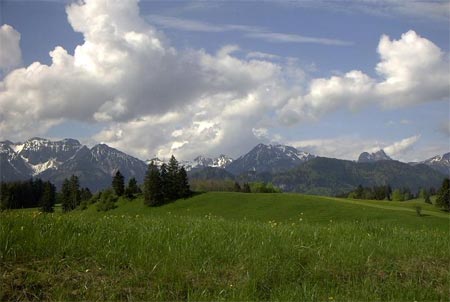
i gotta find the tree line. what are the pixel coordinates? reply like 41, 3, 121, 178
0, 179, 56, 212
344, 178, 449, 211
144, 155, 191, 206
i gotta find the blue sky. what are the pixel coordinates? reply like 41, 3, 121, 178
0, 0, 448, 161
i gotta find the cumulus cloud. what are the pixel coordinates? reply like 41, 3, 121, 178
279, 30, 449, 124
0, 0, 283, 143
0, 24, 22, 72
0, 0, 447, 160
289, 134, 422, 161
383, 135, 421, 158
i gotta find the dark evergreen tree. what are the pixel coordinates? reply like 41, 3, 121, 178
355, 185, 364, 199
40, 181, 56, 213
80, 187, 92, 202
127, 177, 140, 194
160, 163, 169, 201
385, 184, 392, 201
112, 170, 125, 196
167, 155, 180, 201
144, 161, 164, 206
178, 166, 191, 198
61, 178, 72, 212
234, 181, 242, 192
436, 178, 450, 211
242, 183, 251, 193
424, 190, 431, 204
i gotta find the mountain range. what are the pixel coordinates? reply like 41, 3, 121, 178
0, 137, 448, 194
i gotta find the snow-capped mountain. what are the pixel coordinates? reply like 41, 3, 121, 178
1, 138, 148, 191
146, 154, 233, 171
2, 137, 83, 176
357, 149, 392, 163
0, 141, 32, 181
418, 152, 450, 175
226, 143, 315, 175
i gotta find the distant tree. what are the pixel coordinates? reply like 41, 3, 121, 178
402, 187, 412, 201
96, 188, 118, 212
69, 175, 81, 209
385, 184, 392, 201
234, 182, 242, 192
160, 163, 169, 201
167, 155, 180, 200
354, 185, 364, 199
392, 189, 404, 201
178, 166, 191, 198
80, 187, 92, 202
61, 175, 81, 212
242, 183, 251, 193
128, 177, 140, 194
112, 170, 125, 196
144, 161, 164, 206
40, 181, 56, 213
61, 179, 71, 212
424, 192, 431, 204
436, 178, 450, 211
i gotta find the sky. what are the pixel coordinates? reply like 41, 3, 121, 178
0, 0, 449, 162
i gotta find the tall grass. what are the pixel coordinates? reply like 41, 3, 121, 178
1, 204, 449, 301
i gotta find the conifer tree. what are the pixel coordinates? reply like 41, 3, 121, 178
40, 181, 56, 213
242, 183, 251, 193
61, 178, 72, 212
69, 175, 81, 210
160, 163, 169, 202
436, 178, 450, 211
178, 166, 191, 198
112, 170, 125, 196
167, 155, 180, 201
234, 181, 241, 192
144, 161, 164, 206
127, 177, 140, 194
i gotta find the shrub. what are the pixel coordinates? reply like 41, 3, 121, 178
96, 189, 118, 212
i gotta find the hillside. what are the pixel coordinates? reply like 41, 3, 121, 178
271, 157, 446, 195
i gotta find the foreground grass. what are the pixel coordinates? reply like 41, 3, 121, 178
1, 193, 449, 301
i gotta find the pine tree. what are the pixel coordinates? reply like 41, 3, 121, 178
242, 183, 251, 193
178, 166, 191, 198
436, 178, 450, 211
112, 170, 125, 196
61, 178, 72, 212
234, 182, 242, 192
160, 163, 169, 202
127, 177, 140, 194
40, 181, 56, 213
69, 175, 81, 210
167, 155, 180, 201
144, 161, 164, 206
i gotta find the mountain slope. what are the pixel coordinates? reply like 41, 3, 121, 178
40, 144, 148, 191
272, 157, 446, 195
226, 143, 314, 175
419, 152, 450, 175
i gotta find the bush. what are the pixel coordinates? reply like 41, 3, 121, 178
96, 189, 118, 212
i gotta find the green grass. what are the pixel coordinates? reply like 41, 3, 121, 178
1, 192, 449, 301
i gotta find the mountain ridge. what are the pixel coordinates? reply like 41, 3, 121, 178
0, 137, 448, 193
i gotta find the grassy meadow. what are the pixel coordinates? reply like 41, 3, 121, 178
1, 192, 449, 301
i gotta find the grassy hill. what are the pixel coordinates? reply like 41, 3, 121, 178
1, 192, 449, 301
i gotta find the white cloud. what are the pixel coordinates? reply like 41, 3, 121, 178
0, 24, 22, 72
279, 30, 449, 124
147, 14, 353, 46
383, 135, 421, 158
0, 0, 447, 161
285, 0, 449, 22
289, 134, 422, 162
245, 32, 353, 46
